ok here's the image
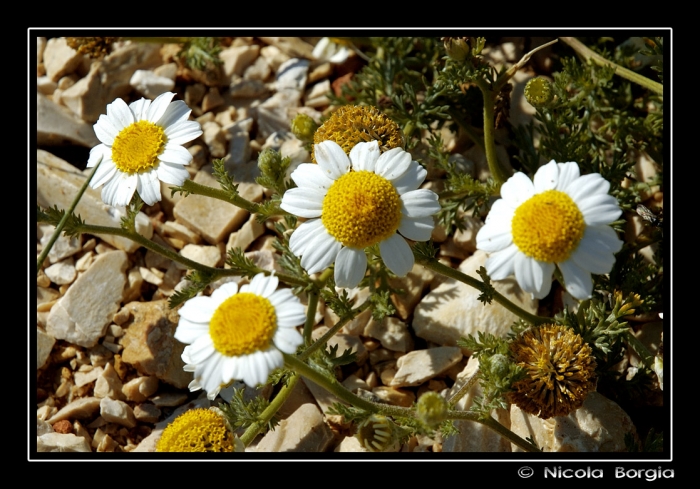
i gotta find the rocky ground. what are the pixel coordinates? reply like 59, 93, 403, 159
34, 35, 664, 455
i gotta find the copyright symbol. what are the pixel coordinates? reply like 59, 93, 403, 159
518, 466, 534, 478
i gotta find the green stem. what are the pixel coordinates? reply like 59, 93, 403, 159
415, 255, 550, 325
37, 157, 102, 275
474, 79, 510, 187
180, 180, 261, 214
284, 353, 411, 418
239, 373, 300, 446
559, 37, 663, 96
446, 368, 480, 408
298, 299, 373, 361
445, 412, 540, 452
303, 291, 319, 345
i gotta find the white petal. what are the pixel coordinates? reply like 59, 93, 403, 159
136, 171, 161, 205
533, 159, 560, 192
102, 173, 136, 207
174, 321, 210, 344
500, 172, 535, 206
379, 234, 413, 277
187, 335, 216, 365
89, 159, 118, 188
249, 272, 278, 297
514, 254, 554, 299
400, 189, 440, 218
87, 144, 110, 168
558, 259, 594, 300
334, 247, 367, 288
391, 160, 426, 193
221, 356, 240, 385
566, 173, 609, 203
289, 219, 326, 256
555, 162, 580, 191
159, 144, 193, 166
274, 327, 303, 352
300, 232, 342, 275
128, 97, 149, 120
179, 295, 218, 322
145, 92, 175, 123
349, 141, 380, 172
569, 226, 622, 274
398, 216, 435, 241
164, 120, 203, 145
93, 115, 119, 146
157, 98, 190, 127
375, 147, 411, 180
106, 98, 134, 131
484, 244, 519, 280
210, 282, 239, 304
476, 218, 513, 253
314, 140, 350, 179
156, 160, 190, 186
290, 163, 334, 190
280, 187, 325, 217
312, 37, 331, 59
576, 194, 622, 225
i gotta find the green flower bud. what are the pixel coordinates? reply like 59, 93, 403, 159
415, 391, 449, 429
442, 37, 471, 61
524, 77, 554, 108
291, 113, 318, 143
257, 147, 284, 180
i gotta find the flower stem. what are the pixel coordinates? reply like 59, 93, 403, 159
445, 411, 540, 452
37, 156, 102, 275
303, 290, 319, 344
415, 255, 550, 325
239, 373, 300, 447
180, 179, 261, 214
474, 79, 510, 188
559, 37, 663, 96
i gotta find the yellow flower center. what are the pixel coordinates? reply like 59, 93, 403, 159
511, 189, 585, 263
209, 292, 277, 356
111, 120, 166, 174
322, 171, 402, 249
156, 408, 233, 452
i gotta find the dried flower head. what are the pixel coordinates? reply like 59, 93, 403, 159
156, 408, 233, 452
524, 77, 554, 108
66, 37, 119, 59
508, 324, 596, 419
311, 105, 404, 163
355, 415, 399, 452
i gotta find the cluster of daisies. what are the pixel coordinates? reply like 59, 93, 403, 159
86, 92, 624, 435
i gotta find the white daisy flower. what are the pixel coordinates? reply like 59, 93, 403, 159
312, 37, 351, 64
476, 159, 623, 300
174, 273, 305, 400
86, 91, 202, 207
280, 140, 440, 289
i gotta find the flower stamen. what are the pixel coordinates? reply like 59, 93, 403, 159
209, 292, 277, 356
511, 189, 585, 263
111, 120, 166, 174
322, 170, 402, 249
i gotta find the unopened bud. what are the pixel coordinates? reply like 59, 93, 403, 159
291, 113, 318, 143
415, 391, 449, 429
524, 77, 554, 108
442, 37, 471, 61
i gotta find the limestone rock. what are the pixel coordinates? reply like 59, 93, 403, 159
412, 250, 538, 351
46, 250, 128, 347
389, 346, 463, 387
119, 300, 193, 389
254, 403, 334, 452
510, 391, 639, 452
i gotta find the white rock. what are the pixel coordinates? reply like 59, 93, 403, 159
94, 363, 125, 400
510, 391, 638, 452
364, 317, 414, 352
122, 376, 159, 403
47, 397, 101, 423
46, 250, 128, 347
412, 250, 538, 351
389, 347, 463, 387
220, 44, 260, 83
42, 37, 83, 82
254, 403, 334, 452
74, 365, 103, 387
178, 243, 222, 269
100, 397, 137, 428
44, 258, 77, 285
37, 432, 92, 452
130, 69, 175, 98
37, 328, 55, 370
